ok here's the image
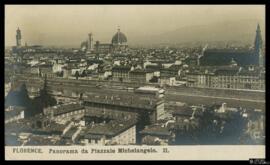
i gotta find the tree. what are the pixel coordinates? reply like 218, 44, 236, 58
39, 75, 57, 110
81, 70, 87, 77
75, 71, 80, 80
5, 83, 31, 109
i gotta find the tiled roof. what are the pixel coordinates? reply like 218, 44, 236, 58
51, 103, 85, 116
81, 119, 136, 137
83, 93, 161, 110
140, 124, 171, 136
172, 106, 193, 117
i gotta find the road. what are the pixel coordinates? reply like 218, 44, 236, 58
168, 91, 265, 103
16, 75, 265, 110
166, 92, 265, 110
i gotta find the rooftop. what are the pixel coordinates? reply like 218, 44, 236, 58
24, 135, 59, 146
83, 93, 162, 110
129, 69, 147, 74
5, 118, 66, 135
214, 67, 240, 75
112, 65, 131, 71
172, 106, 193, 117
172, 105, 204, 117
49, 103, 85, 116
5, 106, 25, 120
63, 127, 78, 138
81, 119, 136, 138
140, 124, 171, 136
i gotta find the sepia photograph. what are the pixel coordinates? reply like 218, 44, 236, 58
4, 4, 266, 160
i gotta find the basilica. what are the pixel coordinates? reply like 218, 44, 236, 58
199, 24, 264, 67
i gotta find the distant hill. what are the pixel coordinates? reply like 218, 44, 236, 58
130, 19, 265, 46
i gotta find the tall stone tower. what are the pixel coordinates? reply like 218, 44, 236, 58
254, 24, 264, 67
16, 27, 22, 47
88, 33, 94, 52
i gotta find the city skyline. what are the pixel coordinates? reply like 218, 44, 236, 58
5, 5, 266, 160
5, 5, 265, 47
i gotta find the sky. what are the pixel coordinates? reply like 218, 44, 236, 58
5, 5, 265, 47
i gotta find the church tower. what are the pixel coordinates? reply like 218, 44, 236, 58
254, 24, 264, 67
16, 27, 22, 47
88, 33, 94, 52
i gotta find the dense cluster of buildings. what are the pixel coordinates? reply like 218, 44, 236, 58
186, 65, 265, 90
6, 25, 264, 90
5, 84, 264, 146
5, 24, 265, 146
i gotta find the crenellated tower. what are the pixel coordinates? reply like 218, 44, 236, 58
16, 27, 22, 47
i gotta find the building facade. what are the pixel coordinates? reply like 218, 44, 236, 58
186, 66, 265, 90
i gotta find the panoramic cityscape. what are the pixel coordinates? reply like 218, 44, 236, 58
5, 5, 265, 146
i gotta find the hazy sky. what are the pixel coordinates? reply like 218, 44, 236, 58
5, 5, 265, 47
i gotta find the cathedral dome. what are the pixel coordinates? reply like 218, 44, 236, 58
111, 28, 127, 45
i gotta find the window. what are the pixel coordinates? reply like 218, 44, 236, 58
244, 83, 252, 89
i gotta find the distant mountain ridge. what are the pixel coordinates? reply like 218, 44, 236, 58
129, 19, 265, 46
6, 19, 265, 48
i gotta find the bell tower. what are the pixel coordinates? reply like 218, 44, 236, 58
16, 27, 22, 47
254, 24, 264, 67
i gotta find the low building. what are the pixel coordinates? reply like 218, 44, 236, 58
186, 66, 265, 90
24, 135, 61, 146
44, 102, 85, 121
79, 119, 136, 145
211, 66, 263, 90
112, 65, 131, 82
37, 64, 54, 78
62, 66, 72, 78
5, 115, 67, 145
160, 76, 176, 87
186, 71, 213, 88
82, 92, 165, 124
95, 42, 112, 54
172, 105, 204, 131
129, 69, 154, 83
159, 67, 178, 86
140, 123, 174, 145
145, 65, 162, 77
5, 106, 25, 124
62, 126, 82, 144
52, 63, 65, 73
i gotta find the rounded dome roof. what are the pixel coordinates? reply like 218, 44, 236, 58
112, 29, 127, 45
